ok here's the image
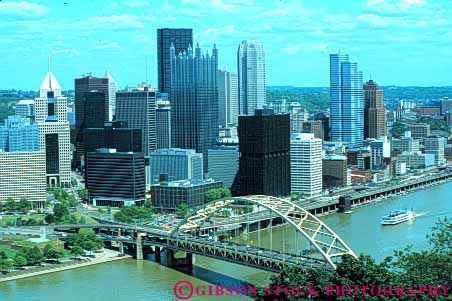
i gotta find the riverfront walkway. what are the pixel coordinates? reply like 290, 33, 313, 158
0, 250, 131, 283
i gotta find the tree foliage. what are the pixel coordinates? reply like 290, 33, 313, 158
205, 188, 231, 203
114, 205, 153, 223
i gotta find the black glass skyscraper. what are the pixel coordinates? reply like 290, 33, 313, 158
157, 28, 193, 94
170, 43, 219, 171
231, 109, 291, 197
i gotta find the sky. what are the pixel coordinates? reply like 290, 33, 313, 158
1, 0, 452, 90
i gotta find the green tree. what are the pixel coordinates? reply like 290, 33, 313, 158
25, 246, 44, 265
53, 203, 69, 222
14, 255, 27, 267
77, 189, 88, 199
5, 198, 16, 212
43, 244, 63, 262
17, 198, 30, 212
70, 246, 84, 259
176, 202, 189, 218
0, 258, 14, 273
290, 192, 300, 201
205, 188, 231, 203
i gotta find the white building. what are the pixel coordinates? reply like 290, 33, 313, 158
369, 136, 390, 170
290, 133, 322, 196
217, 70, 238, 127
237, 40, 266, 115
0, 151, 47, 206
104, 70, 117, 121
35, 64, 71, 187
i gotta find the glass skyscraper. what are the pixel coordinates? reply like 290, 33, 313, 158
0, 116, 39, 152
330, 53, 363, 148
170, 42, 219, 171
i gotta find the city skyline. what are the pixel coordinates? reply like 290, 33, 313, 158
2, 0, 452, 90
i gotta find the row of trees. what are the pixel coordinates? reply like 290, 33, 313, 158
66, 230, 103, 254
114, 205, 154, 223
0, 198, 33, 213
254, 217, 452, 300
44, 203, 87, 224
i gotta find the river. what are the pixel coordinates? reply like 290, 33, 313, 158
2, 181, 452, 300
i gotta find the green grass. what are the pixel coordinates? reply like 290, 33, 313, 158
0, 245, 18, 258
0, 214, 46, 227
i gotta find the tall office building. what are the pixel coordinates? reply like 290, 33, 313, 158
217, 70, 238, 127
232, 109, 290, 196
104, 70, 117, 120
15, 99, 35, 120
369, 136, 390, 170
208, 146, 239, 188
157, 28, 193, 94
156, 100, 171, 149
322, 154, 348, 188
290, 109, 309, 133
424, 136, 445, 165
290, 133, 322, 196
35, 65, 71, 187
364, 80, 386, 139
86, 149, 145, 207
170, 43, 218, 171
330, 53, 364, 148
440, 97, 452, 115
0, 116, 39, 152
116, 86, 157, 156
301, 120, 324, 140
150, 148, 203, 184
237, 40, 266, 115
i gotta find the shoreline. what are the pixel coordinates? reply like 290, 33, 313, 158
0, 252, 132, 283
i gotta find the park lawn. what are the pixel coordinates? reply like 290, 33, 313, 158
0, 214, 46, 227
71, 212, 98, 224
0, 245, 18, 258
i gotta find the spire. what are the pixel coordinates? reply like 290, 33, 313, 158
39, 56, 62, 98
48, 53, 52, 90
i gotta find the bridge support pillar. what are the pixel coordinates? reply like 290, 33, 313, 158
154, 246, 161, 263
136, 236, 143, 260
164, 250, 193, 268
338, 196, 351, 213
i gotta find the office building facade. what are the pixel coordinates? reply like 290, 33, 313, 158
150, 148, 203, 184
364, 80, 386, 139
237, 40, 266, 115
208, 146, 239, 188
157, 28, 193, 94
170, 43, 218, 171
35, 67, 71, 187
330, 53, 364, 148
424, 136, 445, 165
0, 152, 47, 206
156, 100, 171, 149
15, 99, 35, 120
232, 110, 290, 196
0, 116, 39, 152
408, 124, 430, 139
302, 120, 324, 140
152, 179, 222, 211
86, 149, 145, 207
290, 133, 322, 196
322, 154, 348, 188
116, 87, 157, 155
217, 70, 238, 127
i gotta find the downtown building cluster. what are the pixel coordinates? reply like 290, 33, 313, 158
1, 28, 451, 211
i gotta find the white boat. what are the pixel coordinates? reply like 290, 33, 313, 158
381, 209, 416, 225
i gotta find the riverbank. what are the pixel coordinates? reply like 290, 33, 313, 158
0, 249, 131, 283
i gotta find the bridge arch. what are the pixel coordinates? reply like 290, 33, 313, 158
171, 195, 357, 269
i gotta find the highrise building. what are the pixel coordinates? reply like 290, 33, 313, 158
74, 75, 110, 167
330, 53, 363, 148
104, 71, 117, 120
35, 65, 71, 187
156, 99, 171, 149
0, 116, 39, 152
424, 136, 445, 165
290, 108, 309, 133
116, 86, 157, 156
301, 120, 324, 140
15, 99, 35, 120
322, 154, 348, 188
364, 80, 386, 139
208, 146, 239, 188
217, 70, 238, 127
232, 109, 290, 196
150, 148, 203, 184
157, 28, 193, 94
86, 149, 145, 207
314, 112, 330, 141
440, 97, 452, 115
237, 40, 266, 115
369, 136, 391, 170
290, 133, 322, 197
170, 43, 218, 171
408, 124, 430, 139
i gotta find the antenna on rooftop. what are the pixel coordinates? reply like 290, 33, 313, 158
145, 56, 148, 84
48, 53, 52, 90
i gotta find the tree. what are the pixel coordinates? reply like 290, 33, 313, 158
14, 255, 27, 267
290, 192, 300, 201
205, 188, 231, 203
77, 189, 88, 199
0, 258, 14, 273
5, 198, 16, 212
53, 203, 69, 222
70, 246, 84, 259
17, 198, 30, 212
25, 246, 44, 265
43, 244, 63, 262
176, 202, 189, 218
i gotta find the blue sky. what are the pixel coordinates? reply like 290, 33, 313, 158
1, 0, 452, 90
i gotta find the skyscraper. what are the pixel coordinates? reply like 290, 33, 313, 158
290, 133, 322, 197
104, 70, 117, 120
0, 116, 39, 152
208, 146, 239, 188
364, 80, 386, 139
116, 86, 157, 156
232, 109, 290, 197
15, 99, 35, 120
157, 28, 193, 94
237, 40, 266, 115
424, 136, 445, 165
330, 53, 363, 148
170, 42, 219, 171
156, 99, 171, 149
35, 64, 71, 187
217, 70, 238, 127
